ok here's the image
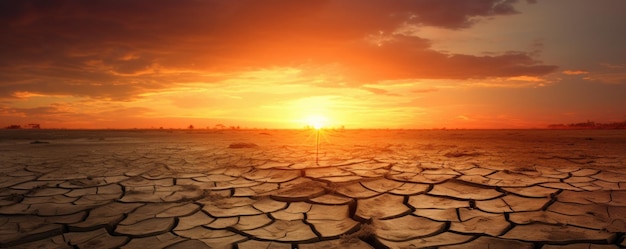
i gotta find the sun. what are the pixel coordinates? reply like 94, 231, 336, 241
305, 115, 328, 130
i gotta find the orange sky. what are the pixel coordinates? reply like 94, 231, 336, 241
1, 0, 626, 129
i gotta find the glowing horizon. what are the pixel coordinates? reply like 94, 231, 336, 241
1, 1, 625, 129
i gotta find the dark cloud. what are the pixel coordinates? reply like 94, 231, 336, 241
0, 0, 555, 99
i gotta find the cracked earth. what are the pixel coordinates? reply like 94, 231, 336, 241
1, 129, 625, 248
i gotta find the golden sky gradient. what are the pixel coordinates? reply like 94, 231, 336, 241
1, 0, 626, 129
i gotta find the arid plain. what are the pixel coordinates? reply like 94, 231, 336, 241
1, 129, 626, 248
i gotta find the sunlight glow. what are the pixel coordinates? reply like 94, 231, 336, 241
305, 115, 328, 130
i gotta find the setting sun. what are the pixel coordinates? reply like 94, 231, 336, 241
305, 115, 328, 130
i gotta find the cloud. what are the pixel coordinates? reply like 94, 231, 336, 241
360, 86, 400, 96
0, 103, 155, 127
0, 0, 555, 100
562, 70, 589, 75
564, 65, 626, 84
584, 72, 626, 84
412, 87, 439, 94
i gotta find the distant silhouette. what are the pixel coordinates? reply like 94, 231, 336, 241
548, 120, 626, 129
5, 124, 42, 129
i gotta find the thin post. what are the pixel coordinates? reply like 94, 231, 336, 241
315, 129, 320, 165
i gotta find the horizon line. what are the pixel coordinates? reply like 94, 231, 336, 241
2, 127, 625, 131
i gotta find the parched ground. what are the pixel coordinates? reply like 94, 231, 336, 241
1, 129, 626, 249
